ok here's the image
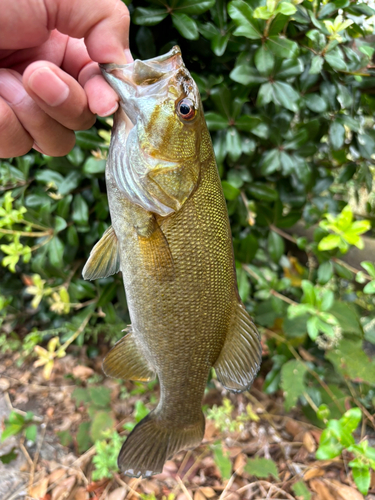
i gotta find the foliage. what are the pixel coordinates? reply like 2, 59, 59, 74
1, 0, 375, 495
316, 408, 375, 495
245, 457, 279, 479
92, 430, 125, 481
206, 397, 258, 432
1, 410, 38, 444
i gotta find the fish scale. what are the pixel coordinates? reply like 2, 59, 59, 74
82, 46, 261, 478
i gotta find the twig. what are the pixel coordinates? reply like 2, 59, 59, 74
114, 475, 141, 498
270, 224, 297, 244
125, 477, 142, 500
219, 471, 237, 500
177, 450, 192, 478
345, 380, 375, 430
269, 289, 297, 306
29, 416, 49, 491
176, 476, 193, 500
0, 228, 52, 237
332, 257, 373, 281
236, 480, 295, 499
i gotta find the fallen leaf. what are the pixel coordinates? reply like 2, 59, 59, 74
326, 479, 364, 500
107, 487, 127, 500
199, 487, 216, 498
194, 491, 206, 500
48, 469, 66, 485
51, 476, 76, 500
29, 476, 49, 499
309, 479, 335, 500
304, 468, 325, 480
73, 487, 88, 500
303, 432, 316, 453
285, 419, 305, 438
72, 365, 94, 380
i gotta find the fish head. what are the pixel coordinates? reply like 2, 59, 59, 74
100, 47, 206, 215
100, 46, 204, 163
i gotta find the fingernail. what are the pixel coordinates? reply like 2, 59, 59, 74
0, 70, 26, 105
28, 68, 69, 107
101, 103, 118, 116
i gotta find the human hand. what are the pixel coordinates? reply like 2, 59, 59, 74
0, 0, 131, 158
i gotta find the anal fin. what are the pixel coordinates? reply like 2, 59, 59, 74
82, 226, 120, 281
103, 328, 154, 382
214, 302, 261, 393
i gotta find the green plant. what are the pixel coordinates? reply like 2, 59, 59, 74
316, 408, 375, 495
92, 430, 125, 481
1, 410, 38, 444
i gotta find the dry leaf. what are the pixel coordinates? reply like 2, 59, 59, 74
194, 491, 206, 500
29, 477, 49, 499
142, 480, 160, 495
48, 469, 66, 485
326, 480, 364, 500
303, 432, 316, 453
233, 453, 247, 473
309, 479, 335, 500
72, 365, 94, 380
73, 487, 88, 500
285, 419, 305, 438
304, 468, 325, 480
107, 487, 127, 500
51, 476, 76, 500
199, 487, 216, 498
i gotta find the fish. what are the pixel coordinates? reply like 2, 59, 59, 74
82, 46, 261, 478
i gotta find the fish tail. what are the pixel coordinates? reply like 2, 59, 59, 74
118, 410, 205, 478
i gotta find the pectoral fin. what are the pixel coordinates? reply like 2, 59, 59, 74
82, 226, 120, 281
103, 327, 154, 382
135, 216, 175, 282
214, 302, 261, 393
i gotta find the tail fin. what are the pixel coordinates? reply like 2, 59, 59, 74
118, 411, 205, 478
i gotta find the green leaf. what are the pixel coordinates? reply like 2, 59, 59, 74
273, 81, 299, 112
281, 360, 308, 410
361, 261, 375, 279
254, 45, 275, 76
176, 0, 215, 15
261, 149, 281, 175
72, 194, 89, 226
83, 157, 106, 175
325, 53, 347, 71
228, 0, 262, 39
1, 424, 23, 442
266, 36, 299, 59
364, 281, 375, 294
89, 386, 112, 408
291, 481, 311, 500
226, 128, 242, 161
276, 58, 304, 79
275, 2, 296, 16
90, 411, 116, 442
222, 181, 240, 201
309, 55, 324, 74
329, 121, 345, 150
248, 183, 278, 201
172, 12, 199, 40
304, 94, 327, 113
212, 444, 232, 479
54, 216, 67, 234
0, 448, 18, 464
245, 457, 279, 479
205, 112, 228, 130
48, 236, 64, 268
268, 231, 285, 262
235, 115, 269, 138
317, 261, 333, 284
318, 234, 341, 251
316, 428, 343, 459
25, 424, 37, 443
133, 7, 168, 26
77, 422, 92, 453
352, 467, 371, 496
230, 65, 267, 86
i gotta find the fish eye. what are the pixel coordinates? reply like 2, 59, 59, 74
177, 98, 195, 120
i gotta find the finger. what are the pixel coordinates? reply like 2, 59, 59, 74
63, 37, 119, 116
44, 0, 131, 64
0, 69, 76, 157
0, 97, 33, 158
23, 61, 96, 131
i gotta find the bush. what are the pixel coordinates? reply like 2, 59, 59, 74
1, 1, 375, 489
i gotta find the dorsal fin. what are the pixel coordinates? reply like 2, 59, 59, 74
82, 226, 120, 281
214, 302, 261, 393
103, 327, 154, 382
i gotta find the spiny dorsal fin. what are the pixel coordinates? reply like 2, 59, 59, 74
103, 327, 154, 382
82, 226, 120, 281
214, 302, 261, 393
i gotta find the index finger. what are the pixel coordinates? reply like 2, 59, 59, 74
45, 0, 131, 64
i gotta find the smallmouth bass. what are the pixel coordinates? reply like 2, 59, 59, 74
83, 46, 261, 478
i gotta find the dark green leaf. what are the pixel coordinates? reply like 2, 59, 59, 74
48, 236, 64, 268
133, 7, 168, 26
266, 36, 299, 59
248, 183, 278, 201
222, 181, 240, 201
172, 13, 199, 40
254, 45, 275, 76
329, 121, 345, 150
176, 0, 215, 15
228, 0, 262, 39
245, 457, 279, 479
268, 231, 285, 262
